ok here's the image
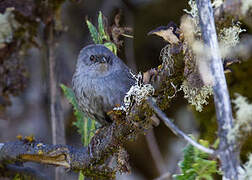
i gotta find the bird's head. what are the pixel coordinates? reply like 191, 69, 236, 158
75, 44, 121, 76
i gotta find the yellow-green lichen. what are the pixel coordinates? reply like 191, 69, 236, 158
219, 22, 246, 58
228, 93, 252, 142
160, 44, 175, 75
181, 81, 213, 112
0, 7, 19, 48
241, 0, 252, 15
239, 154, 252, 180
212, 0, 223, 8
184, 0, 198, 19
183, 0, 201, 35
114, 73, 155, 113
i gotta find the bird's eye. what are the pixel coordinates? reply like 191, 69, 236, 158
90, 55, 95, 61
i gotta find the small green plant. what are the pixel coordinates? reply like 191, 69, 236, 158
60, 84, 96, 180
86, 11, 117, 55
60, 84, 96, 146
173, 138, 219, 180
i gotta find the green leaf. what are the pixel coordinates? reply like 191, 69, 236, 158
61, 84, 97, 180
98, 11, 110, 41
104, 42, 117, 55
13, 174, 22, 180
78, 171, 84, 180
86, 20, 102, 44
60, 84, 96, 145
173, 138, 218, 180
87, 117, 96, 143
60, 84, 85, 142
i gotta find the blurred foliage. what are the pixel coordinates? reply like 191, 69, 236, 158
227, 58, 252, 162
61, 84, 96, 180
173, 138, 219, 180
0, 2, 34, 112
60, 84, 96, 146
0, 0, 67, 113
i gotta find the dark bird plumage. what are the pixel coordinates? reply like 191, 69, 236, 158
72, 44, 135, 125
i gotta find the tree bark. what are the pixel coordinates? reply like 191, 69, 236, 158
196, 0, 240, 179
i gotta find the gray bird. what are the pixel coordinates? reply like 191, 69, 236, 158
72, 44, 135, 125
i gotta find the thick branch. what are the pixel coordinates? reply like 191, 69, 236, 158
196, 0, 239, 179
0, 113, 151, 178
0, 139, 112, 178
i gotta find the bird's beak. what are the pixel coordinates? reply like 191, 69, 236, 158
100, 57, 107, 63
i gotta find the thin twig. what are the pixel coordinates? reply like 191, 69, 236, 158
46, 19, 65, 180
47, 22, 58, 146
148, 98, 215, 155
196, 0, 239, 179
153, 171, 171, 180
121, 33, 134, 38
146, 129, 167, 174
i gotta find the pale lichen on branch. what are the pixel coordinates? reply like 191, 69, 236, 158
114, 72, 155, 113
228, 93, 252, 142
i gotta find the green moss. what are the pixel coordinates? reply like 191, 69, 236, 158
82, 167, 116, 179
227, 58, 252, 101
193, 99, 218, 144
226, 59, 252, 160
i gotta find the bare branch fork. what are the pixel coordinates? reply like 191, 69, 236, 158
196, 0, 239, 179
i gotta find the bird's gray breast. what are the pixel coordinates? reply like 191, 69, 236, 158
73, 69, 135, 125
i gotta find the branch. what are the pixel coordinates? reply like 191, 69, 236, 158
44, 7, 66, 180
154, 171, 171, 180
0, 112, 153, 179
146, 129, 167, 174
45, 8, 65, 147
196, 0, 239, 179
148, 98, 215, 155
0, 42, 185, 178
0, 139, 111, 178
